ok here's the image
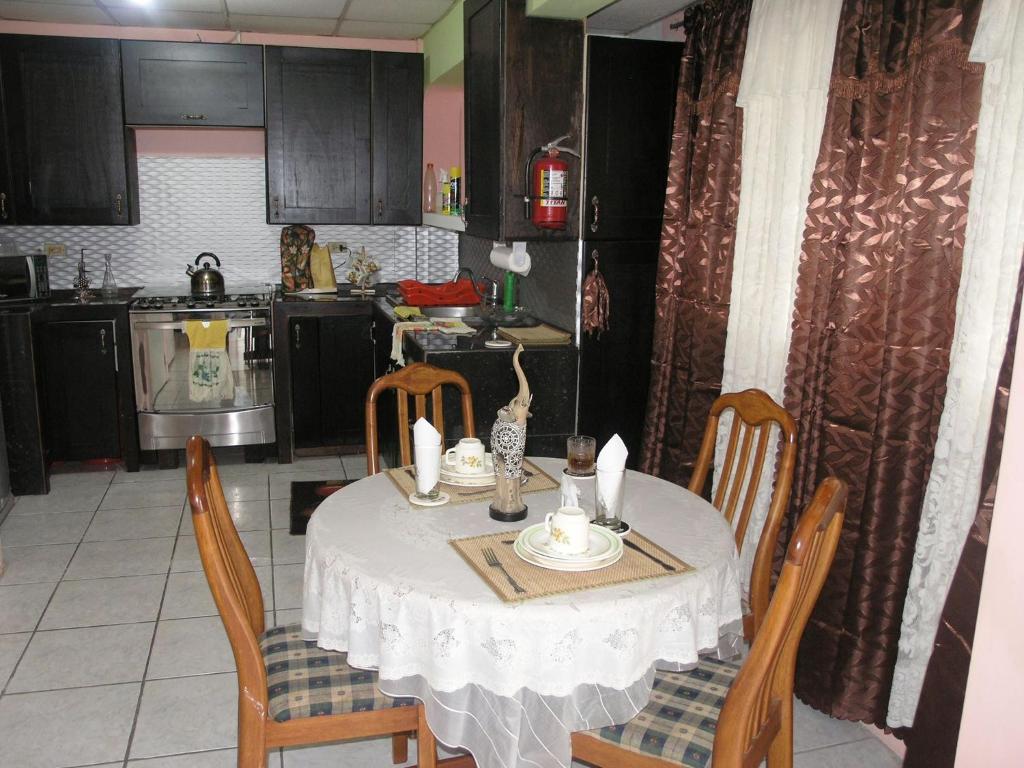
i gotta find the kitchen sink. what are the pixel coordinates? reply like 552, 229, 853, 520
421, 305, 482, 319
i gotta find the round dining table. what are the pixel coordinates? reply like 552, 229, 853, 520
301, 457, 743, 768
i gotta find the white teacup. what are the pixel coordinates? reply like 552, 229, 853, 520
544, 506, 590, 556
444, 437, 487, 474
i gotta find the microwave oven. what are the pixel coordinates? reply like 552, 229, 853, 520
0, 253, 50, 302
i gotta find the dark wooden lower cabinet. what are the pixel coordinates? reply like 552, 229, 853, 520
276, 302, 378, 461
41, 319, 121, 461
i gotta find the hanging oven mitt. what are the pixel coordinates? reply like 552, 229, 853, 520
280, 225, 316, 292
582, 249, 610, 336
310, 243, 337, 290
184, 319, 234, 403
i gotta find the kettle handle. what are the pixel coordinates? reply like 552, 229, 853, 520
195, 252, 221, 268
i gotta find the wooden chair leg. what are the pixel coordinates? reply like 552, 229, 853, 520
237, 701, 268, 768
416, 705, 438, 768
392, 732, 410, 764
767, 695, 794, 768
742, 612, 755, 644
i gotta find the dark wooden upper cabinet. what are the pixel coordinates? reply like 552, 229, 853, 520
585, 36, 682, 241
0, 36, 136, 225
0, 60, 14, 226
265, 46, 371, 225
371, 52, 423, 226
121, 41, 264, 127
463, 0, 583, 241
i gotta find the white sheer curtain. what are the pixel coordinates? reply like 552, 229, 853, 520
714, 0, 842, 586
888, 0, 1024, 729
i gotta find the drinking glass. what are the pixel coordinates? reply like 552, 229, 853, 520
595, 468, 626, 532
566, 435, 597, 476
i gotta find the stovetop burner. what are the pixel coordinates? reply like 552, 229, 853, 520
130, 284, 273, 312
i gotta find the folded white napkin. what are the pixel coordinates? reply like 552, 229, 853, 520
596, 434, 628, 517
412, 418, 442, 494
596, 434, 628, 471
560, 472, 581, 508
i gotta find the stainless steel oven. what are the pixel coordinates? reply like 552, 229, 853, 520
0, 253, 50, 303
129, 288, 275, 450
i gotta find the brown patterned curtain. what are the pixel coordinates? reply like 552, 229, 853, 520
640, 0, 751, 485
900, 257, 1024, 766
780, 0, 984, 726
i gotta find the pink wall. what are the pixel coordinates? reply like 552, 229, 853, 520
423, 84, 465, 182
956, 309, 1024, 765
0, 19, 454, 176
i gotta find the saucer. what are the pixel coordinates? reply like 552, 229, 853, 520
517, 523, 621, 563
408, 491, 450, 507
513, 536, 622, 572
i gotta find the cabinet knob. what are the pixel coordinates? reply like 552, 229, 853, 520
376, 199, 384, 219
181, 113, 208, 121
0, 192, 6, 220
293, 324, 301, 350
99, 327, 107, 355
115, 193, 123, 216
272, 196, 281, 220
590, 196, 600, 233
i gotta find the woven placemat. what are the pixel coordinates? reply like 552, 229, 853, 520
385, 459, 558, 505
450, 529, 693, 602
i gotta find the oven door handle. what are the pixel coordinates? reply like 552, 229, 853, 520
131, 318, 269, 331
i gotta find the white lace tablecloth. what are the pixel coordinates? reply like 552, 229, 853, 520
302, 458, 742, 768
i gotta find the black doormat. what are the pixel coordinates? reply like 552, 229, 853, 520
289, 479, 352, 535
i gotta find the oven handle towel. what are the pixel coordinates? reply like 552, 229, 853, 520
183, 319, 234, 403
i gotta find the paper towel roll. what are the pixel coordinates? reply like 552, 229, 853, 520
489, 241, 532, 276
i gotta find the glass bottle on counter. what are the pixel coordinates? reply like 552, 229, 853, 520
423, 163, 437, 213
101, 253, 118, 298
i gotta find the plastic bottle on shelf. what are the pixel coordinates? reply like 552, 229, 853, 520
449, 166, 462, 215
423, 163, 437, 213
440, 169, 451, 215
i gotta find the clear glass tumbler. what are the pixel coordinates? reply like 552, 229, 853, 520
566, 435, 597, 477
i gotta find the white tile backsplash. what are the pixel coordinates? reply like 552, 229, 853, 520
2, 155, 458, 290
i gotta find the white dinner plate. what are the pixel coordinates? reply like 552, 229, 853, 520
513, 535, 622, 572
518, 522, 622, 563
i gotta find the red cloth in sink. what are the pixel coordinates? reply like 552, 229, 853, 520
398, 279, 482, 307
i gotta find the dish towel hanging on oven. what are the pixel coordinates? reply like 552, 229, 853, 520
183, 319, 234, 402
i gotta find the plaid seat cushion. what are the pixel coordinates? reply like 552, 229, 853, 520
587, 658, 740, 767
259, 624, 415, 722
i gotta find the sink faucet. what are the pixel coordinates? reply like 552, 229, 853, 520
451, 266, 498, 304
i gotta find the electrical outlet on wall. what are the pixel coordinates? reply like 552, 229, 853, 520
326, 242, 347, 257
44, 242, 66, 259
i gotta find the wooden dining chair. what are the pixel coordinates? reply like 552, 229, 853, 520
364, 361, 476, 475
571, 476, 846, 768
689, 389, 798, 640
185, 435, 437, 768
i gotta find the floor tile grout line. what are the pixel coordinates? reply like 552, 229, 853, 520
0, 478, 113, 697
792, 735, 882, 757
120, 501, 184, 768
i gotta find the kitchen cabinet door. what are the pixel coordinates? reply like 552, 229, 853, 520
0, 310, 47, 493
585, 37, 682, 241
578, 241, 659, 469
371, 52, 423, 225
41, 320, 121, 461
265, 46, 371, 224
463, 0, 583, 241
1, 36, 136, 225
318, 315, 375, 446
288, 316, 322, 450
122, 41, 264, 127
0, 65, 14, 226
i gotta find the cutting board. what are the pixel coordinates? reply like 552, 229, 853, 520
497, 324, 572, 346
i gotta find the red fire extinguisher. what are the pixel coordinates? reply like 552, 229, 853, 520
524, 134, 579, 230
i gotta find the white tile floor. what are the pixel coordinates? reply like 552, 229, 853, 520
0, 452, 903, 768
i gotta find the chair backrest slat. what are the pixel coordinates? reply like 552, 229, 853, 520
186, 436, 268, 712
365, 362, 476, 475
713, 477, 847, 768
689, 389, 798, 638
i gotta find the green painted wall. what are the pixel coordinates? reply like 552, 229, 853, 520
526, 0, 617, 19
423, 0, 464, 85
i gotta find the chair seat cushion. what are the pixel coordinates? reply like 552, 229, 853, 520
260, 624, 415, 722
585, 658, 740, 767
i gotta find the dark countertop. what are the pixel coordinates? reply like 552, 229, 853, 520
46, 287, 142, 307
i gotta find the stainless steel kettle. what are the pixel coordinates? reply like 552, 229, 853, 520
186, 252, 225, 296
